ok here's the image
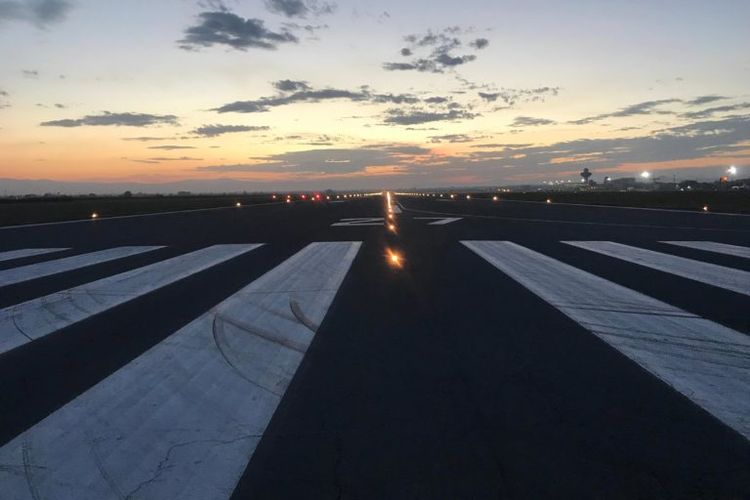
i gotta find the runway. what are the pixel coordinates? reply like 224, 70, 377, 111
0, 194, 748, 499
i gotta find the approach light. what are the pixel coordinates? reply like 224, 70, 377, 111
492, 196, 498, 201
387, 249, 403, 268
728, 166, 737, 175
466, 195, 471, 200
91, 212, 99, 219
703, 205, 709, 212
546, 198, 552, 204
235, 202, 241, 207
640, 171, 651, 179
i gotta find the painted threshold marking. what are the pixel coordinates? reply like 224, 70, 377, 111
0, 244, 262, 355
0, 242, 361, 500
564, 241, 750, 296
0, 248, 69, 263
463, 241, 750, 440
0, 246, 163, 288
661, 241, 750, 260
414, 217, 463, 225
331, 217, 384, 226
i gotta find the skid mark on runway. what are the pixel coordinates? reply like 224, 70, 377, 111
463, 240, 750, 440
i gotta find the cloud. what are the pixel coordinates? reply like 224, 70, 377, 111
265, 0, 335, 18
187, 116, 750, 186
470, 38, 489, 49
122, 136, 173, 142
424, 96, 449, 104
382, 60, 438, 73
179, 11, 298, 51
429, 134, 474, 143
476, 87, 560, 106
192, 124, 270, 137
214, 82, 419, 113
273, 79, 311, 92
685, 95, 728, 106
0, 0, 72, 27
147, 145, 196, 150
681, 102, 750, 120
435, 53, 476, 67
266, 0, 307, 17
511, 116, 556, 127
383, 27, 487, 74
40, 112, 178, 127
473, 115, 750, 176
470, 143, 532, 149
197, 144, 431, 175
570, 98, 681, 125
383, 107, 478, 125
22, 69, 39, 78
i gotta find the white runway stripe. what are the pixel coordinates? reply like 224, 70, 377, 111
463, 241, 750, 440
0, 246, 163, 287
0, 248, 68, 263
564, 241, 750, 296
0, 244, 262, 355
662, 241, 750, 259
0, 241, 361, 500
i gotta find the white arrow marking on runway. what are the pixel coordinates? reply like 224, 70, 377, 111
0, 246, 164, 287
564, 241, 750, 296
463, 240, 750, 440
331, 217, 384, 226
0, 248, 69, 263
0, 244, 262, 355
414, 217, 463, 225
0, 242, 361, 500
661, 241, 750, 260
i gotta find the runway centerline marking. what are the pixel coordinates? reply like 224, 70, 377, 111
564, 241, 750, 296
661, 241, 750, 260
463, 240, 750, 440
0, 248, 69, 263
0, 242, 361, 500
0, 244, 262, 355
0, 246, 163, 287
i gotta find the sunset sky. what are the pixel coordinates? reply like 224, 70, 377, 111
1, 0, 748, 193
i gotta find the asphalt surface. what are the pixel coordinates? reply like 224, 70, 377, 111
0, 194, 749, 499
